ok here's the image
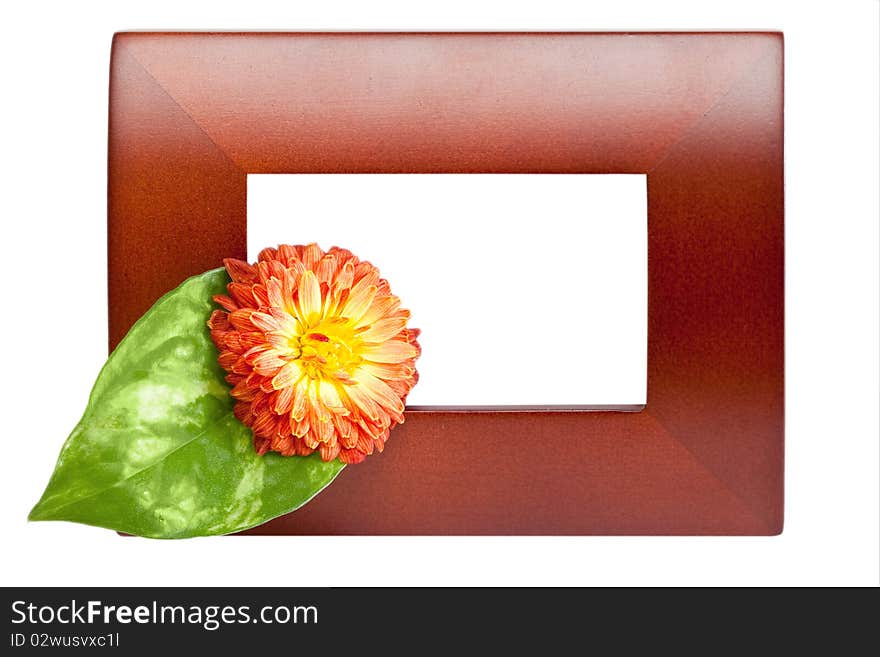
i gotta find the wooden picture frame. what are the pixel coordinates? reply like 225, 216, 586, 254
108, 32, 784, 535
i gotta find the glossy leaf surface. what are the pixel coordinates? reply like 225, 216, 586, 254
29, 269, 344, 538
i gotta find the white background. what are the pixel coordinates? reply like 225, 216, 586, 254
249, 174, 647, 407
0, 0, 877, 586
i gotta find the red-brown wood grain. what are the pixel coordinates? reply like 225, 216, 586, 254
108, 33, 783, 534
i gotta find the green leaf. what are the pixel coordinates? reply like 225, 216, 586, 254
29, 269, 345, 538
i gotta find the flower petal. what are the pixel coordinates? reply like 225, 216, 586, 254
223, 258, 258, 284
360, 295, 401, 326
340, 280, 377, 322
317, 380, 349, 415
335, 261, 355, 291
250, 351, 286, 376
274, 384, 294, 414
290, 381, 308, 422
363, 340, 419, 364
354, 371, 405, 416
298, 270, 322, 319
319, 441, 341, 462
213, 294, 238, 312
277, 244, 301, 266
345, 384, 382, 423
266, 277, 285, 309
361, 361, 415, 380
333, 415, 357, 448
359, 315, 409, 342
302, 243, 324, 270
249, 311, 280, 332
271, 361, 301, 389
316, 254, 338, 284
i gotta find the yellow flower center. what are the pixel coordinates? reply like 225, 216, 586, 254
293, 317, 364, 381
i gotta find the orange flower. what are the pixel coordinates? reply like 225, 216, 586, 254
207, 244, 420, 464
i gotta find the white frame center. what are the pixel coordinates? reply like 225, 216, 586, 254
247, 174, 647, 408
